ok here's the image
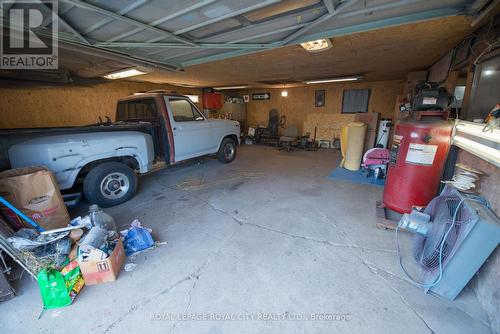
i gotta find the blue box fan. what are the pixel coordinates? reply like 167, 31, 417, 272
398, 186, 500, 300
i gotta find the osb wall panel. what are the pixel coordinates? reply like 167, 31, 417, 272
456, 149, 499, 334
239, 80, 404, 138
0, 81, 202, 128
303, 113, 355, 141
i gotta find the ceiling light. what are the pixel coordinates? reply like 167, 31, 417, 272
281, 83, 288, 97
483, 69, 495, 76
213, 86, 247, 90
300, 39, 332, 53
185, 95, 199, 103
452, 135, 500, 167
455, 121, 500, 143
103, 67, 151, 80
305, 75, 363, 84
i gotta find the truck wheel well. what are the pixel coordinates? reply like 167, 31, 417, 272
222, 134, 239, 147
76, 157, 139, 181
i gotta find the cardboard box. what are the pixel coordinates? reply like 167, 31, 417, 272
0, 166, 70, 231
78, 239, 125, 285
355, 112, 380, 152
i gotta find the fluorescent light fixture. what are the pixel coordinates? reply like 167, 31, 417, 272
452, 135, 500, 167
305, 75, 363, 84
103, 67, 151, 79
455, 121, 500, 143
300, 39, 332, 53
213, 86, 247, 90
185, 95, 199, 103
281, 90, 288, 97
483, 69, 495, 76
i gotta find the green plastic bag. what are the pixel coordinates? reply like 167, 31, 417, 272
37, 260, 84, 309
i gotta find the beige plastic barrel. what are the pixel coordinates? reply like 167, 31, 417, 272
343, 122, 367, 171
339, 125, 349, 167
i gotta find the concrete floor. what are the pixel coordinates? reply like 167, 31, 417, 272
0, 145, 493, 333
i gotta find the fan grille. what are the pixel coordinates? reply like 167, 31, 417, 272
413, 196, 466, 270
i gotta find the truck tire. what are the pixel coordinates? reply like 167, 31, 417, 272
217, 138, 237, 163
83, 161, 137, 207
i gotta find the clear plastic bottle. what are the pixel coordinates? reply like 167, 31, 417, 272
89, 204, 118, 239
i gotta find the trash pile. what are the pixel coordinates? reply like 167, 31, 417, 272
78, 205, 119, 262
121, 219, 155, 256
5, 203, 158, 309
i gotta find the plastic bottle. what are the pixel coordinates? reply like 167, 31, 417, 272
89, 204, 118, 239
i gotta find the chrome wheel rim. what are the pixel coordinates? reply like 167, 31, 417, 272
224, 143, 235, 160
100, 172, 130, 199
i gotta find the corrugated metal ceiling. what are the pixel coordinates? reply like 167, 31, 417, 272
3, 0, 482, 73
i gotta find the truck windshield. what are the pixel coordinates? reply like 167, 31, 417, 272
117, 99, 158, 121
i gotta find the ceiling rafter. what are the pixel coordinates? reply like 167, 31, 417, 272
145, 6, 321, 58
195, 2, 325, 43
60, 0, 197, 46
59, 4, 75, 16
59, 39, 183, 71
322, 0, 336, 14
94, 42, 275, 49
172, 0, 283, 35
10, 0, 473, 74
144, 23, 307, 60
81, 0, 151, 36
180, 6, 464, 67
35, 0, 91, 45
229, 23, 308, 44
281, 0, 359, 45
104, 0, 218, 43
55, 11, 90, 45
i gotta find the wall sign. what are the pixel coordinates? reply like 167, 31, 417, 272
405, 143, 438, 166
252, 93, 270, 100
390, 135, 403, 165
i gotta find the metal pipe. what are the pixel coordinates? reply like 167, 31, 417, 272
0, 197, 44, 232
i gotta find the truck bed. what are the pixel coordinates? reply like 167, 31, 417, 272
0, 122, 163, 170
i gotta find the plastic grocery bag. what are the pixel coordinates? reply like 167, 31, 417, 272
123, 226, 154, 256
37, 261, 84, 309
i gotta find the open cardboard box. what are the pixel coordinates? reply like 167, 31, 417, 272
78, 239, 125, 285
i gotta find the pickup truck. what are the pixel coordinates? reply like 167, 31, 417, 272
1, 92, 240, 207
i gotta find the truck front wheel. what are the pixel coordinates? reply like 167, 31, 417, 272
83, 161, 137, 207
217, 138, 237, 163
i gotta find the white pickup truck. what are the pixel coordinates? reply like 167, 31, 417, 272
2, 92, 240, 207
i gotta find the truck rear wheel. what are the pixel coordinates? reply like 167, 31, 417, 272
217, 138, 237, 163
83, 161, 137, 207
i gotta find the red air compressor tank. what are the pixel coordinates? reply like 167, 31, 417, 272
383, 119, 453, 213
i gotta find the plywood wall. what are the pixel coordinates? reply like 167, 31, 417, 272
237, 80, 404, 138
0, 81, 202, 128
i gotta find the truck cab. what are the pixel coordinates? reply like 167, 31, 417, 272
116, 92, 240, 164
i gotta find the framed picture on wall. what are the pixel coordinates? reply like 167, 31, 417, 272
243, 95, 250, 103
315, 90, 325, 107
